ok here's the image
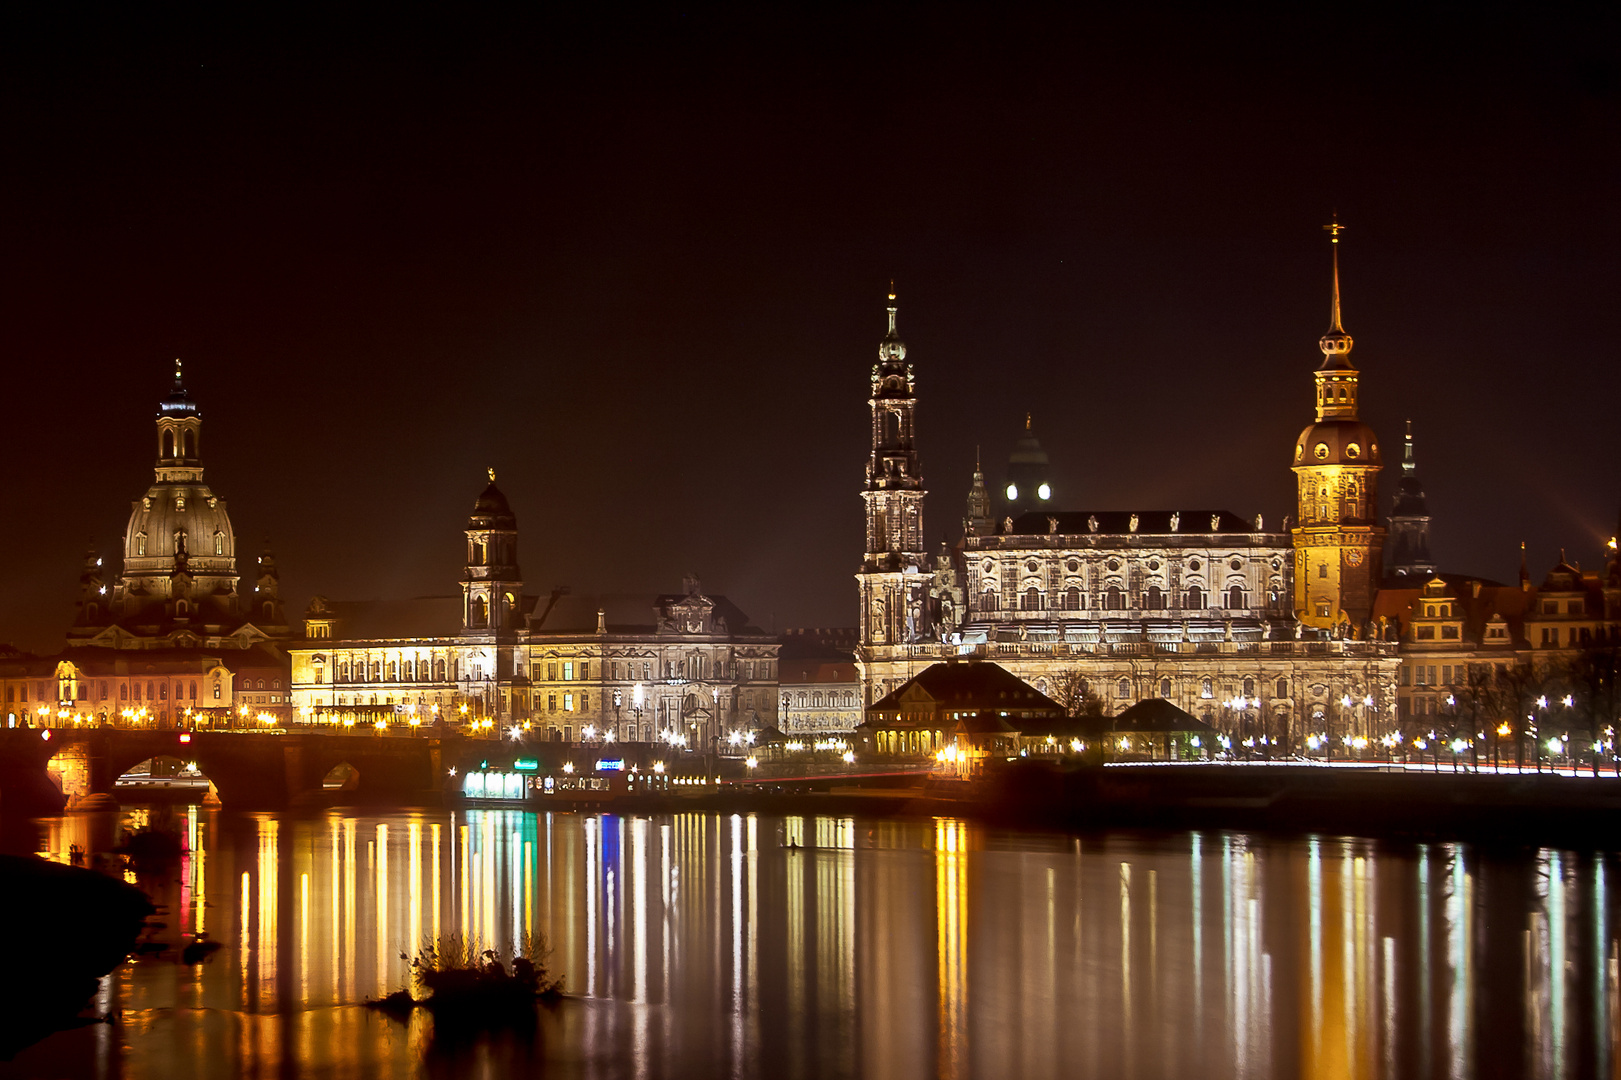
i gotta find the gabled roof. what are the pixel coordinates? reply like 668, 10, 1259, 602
780, 659, 859, 685
1112, 698, 1213, 733
869, 660, 1064, 714
315, 597, 465, 641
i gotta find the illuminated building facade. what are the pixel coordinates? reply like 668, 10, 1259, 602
778, 658, 862, 734
289, 480, 780, 744
856, 235, 1404, 751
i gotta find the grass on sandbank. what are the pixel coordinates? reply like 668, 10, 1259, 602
368, 934, 563, 1023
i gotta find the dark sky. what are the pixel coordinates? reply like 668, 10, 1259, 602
2, 7, 1617, 651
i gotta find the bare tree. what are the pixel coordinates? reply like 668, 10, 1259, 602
1046, 668, 1106, 719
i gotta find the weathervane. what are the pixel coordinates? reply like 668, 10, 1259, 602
1323, 214, 1346, 243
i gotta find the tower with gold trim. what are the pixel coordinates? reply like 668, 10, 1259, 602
857, 289, 931, 650
1291, 221, 1385, 631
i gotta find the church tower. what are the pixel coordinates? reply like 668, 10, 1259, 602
964, 449, 993, 538
462, 469, 524, 636
1291, 221, 1385, 631
858, 290, 931, 647
1387, 420, 1437, 579
1001, 414, 1054, 515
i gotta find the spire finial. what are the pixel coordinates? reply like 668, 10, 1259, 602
1403, 419, 1416, 473
1323, 214, 1346, 333
975, 444, 981, 472
487, 466, 496, 483
173, 357, 184, 388
1025, 412, 1032, 431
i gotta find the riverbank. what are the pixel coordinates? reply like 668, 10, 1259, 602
0, 855, 153, 1059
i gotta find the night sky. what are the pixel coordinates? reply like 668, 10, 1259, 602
2, 7, 1616, 651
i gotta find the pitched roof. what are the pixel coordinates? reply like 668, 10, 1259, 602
1112, 698, 1213, 732
780, 659, 859, 684
869, 660, 1064, 714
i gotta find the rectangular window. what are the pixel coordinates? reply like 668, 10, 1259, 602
564, 662, 574, 681
547, 663, 557, 680
1400, 667, 1410, 686
548, 694, 556, 712
564, 693, 574, 712
581, 693, 589, 711
1442, 665, 1452, 685
580, 663, 589, 681
1427, 666, 1437, 686
1319, 563, 1328, 579
1442, 625, 1460, 639
1416, 626, 1435, 640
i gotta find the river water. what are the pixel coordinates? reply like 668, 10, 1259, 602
3, 805, 1617, 1079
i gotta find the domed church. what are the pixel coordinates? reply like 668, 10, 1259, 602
68, 361, 291, 650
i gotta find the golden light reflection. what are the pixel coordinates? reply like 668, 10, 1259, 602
936, 818, 968, 1079
39, 807, 1620, 1079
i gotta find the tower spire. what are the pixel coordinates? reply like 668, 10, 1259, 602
1324, 215, 1346, 333
1402, 419, 1415, 474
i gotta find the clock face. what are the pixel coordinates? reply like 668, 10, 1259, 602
1006, 484, 1019, 501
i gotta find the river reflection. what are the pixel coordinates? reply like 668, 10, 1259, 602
5, 807, 1620, 1079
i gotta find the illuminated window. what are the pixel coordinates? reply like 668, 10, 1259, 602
564, 693, 574, 712
1159, 678, 1171, 697
1116, 678, 1130, 699
1201, 677, 1213, 699
564, 662, 574, 681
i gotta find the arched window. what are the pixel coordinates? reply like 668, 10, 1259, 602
1065, 586, 1081, 610
1186, 585, 1205, 610
1200, 677, 1213, 699
1022, 588, 1042, 611
1159, 678, 1172, 697
1146, 585, 1164, 610
1275, 677, 1288, 698
1228, 586, 1245, 609
1106, 586, 1124, 611
436, 659, 447, 681
163, 431, 175, 458
1116, 678, 1131, 699
388, 661, 398, 681
189, 681, 197, 700
980, 589, 999, 612
470, 596, 487, 627
797, 692, 807, 707
183, 430, 195, 457
214, 531, 224, 555
1242, 676, 1255, 697
176, 599, 189, 616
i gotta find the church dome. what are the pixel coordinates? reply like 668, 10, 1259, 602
1293, 419, 1381, 469
470, 478, 517, 531
124, 481, 235, 568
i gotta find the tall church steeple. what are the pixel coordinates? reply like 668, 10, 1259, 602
1387, 420, 1437, 578
858, 289, 931, 648
155, 358, 203, 482
964, 447, 992, 537
1291, 220, 1386, 632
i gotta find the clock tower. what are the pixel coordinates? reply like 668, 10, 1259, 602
1291, 221, 1385, 632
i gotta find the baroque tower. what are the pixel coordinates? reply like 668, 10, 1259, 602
1386, 420, 1437, 579
1291, 221, 1385, 631
858, 290, 931, 648
462, 468, 524, 636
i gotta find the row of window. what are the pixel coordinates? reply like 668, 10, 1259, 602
5, 679, 243, 704
1048, 675, 1291, 701
538, 659, 775, 682
784, 690, 860, 709
982, 585, 1269, 613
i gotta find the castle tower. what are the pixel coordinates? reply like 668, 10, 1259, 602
1387, 420, 1437, 579
462, 468, 524, 636
1291, 220, 1385, 631
857, 290, 931, 647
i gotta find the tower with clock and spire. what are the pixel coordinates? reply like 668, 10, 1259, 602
1291, 219, 1386, 633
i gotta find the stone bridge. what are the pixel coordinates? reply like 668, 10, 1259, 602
0, 729, 508, 812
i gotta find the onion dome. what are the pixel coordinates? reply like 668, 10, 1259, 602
469, 467, 517, 531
